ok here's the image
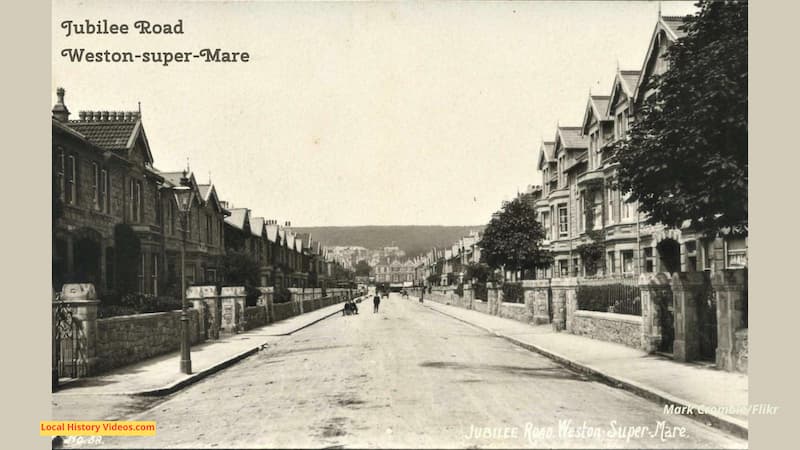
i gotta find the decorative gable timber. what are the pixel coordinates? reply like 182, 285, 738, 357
633, 15, 688, 105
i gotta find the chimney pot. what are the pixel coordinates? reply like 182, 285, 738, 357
93, 111, 102, 121
51, 87, 70, 122
101, 111, 109, 121
78, 111, 86, 121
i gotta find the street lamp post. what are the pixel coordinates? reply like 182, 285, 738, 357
174, 172, 193, 374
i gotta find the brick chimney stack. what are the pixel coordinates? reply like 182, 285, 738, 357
52, 87, 70, 122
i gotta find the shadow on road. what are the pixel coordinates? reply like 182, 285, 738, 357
419, 360, 591, 382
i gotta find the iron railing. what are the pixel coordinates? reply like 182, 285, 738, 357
576, 276, 641, 316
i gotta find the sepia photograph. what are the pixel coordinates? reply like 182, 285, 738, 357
47, 0, 751, 448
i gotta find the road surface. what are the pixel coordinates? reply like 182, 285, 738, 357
65, 293, 746, 449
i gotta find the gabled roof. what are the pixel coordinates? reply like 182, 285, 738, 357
196, 184, 230, 216
606, 69, 642, 117
66, 116, 154, 164
661, 15, 689, 39
249, 217, 265, 237
555, 127, 588, 154
225, 208, 250, 231
161, 171, 199, 192
296, 232, 312, 249
536, 141, 555, 170
581, 95, 611, 134
620, 70, 642, 95
265, 223, 280, 243
634, 15, 689, 104
52, 119, 113, 158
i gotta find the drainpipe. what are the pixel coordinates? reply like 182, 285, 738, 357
636, 211, 641, 276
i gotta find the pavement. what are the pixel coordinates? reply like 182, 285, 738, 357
64, 293, 745, 449
418, 296, 749, 439
53, 299, 352, 406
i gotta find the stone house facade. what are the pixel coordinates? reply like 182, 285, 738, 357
52, 88, 235, 297
52, 89, 337, 297
535, 15, 747, 280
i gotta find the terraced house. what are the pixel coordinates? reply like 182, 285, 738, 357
51, 88, 232, 296
52, 88, 339, 297
536, 14, 747, 279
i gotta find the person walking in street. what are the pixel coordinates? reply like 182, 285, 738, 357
373, 291, 381, 313
419, 288, 424, 303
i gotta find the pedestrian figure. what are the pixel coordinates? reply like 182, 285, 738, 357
373, 292, 381, 313
419, 288, 424, 303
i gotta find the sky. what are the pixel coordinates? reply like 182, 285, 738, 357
52, 0, 697, 227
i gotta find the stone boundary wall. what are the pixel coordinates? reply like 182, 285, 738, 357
272, 301, 299, 322
472, 300, 489, 314
496, 302, 534, 323
570, 310, 643, 349
96, 309, 203, 374
243, 306, 268, 331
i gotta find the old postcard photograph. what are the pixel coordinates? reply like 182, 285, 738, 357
44, 1, 756, 448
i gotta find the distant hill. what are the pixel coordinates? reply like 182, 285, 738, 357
291, 226, 484, 258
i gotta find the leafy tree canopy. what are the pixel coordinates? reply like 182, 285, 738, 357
354, 260, 372, 277
612, 0, 747, 235
478, 197, 552, 274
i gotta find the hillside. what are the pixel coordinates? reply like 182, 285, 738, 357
291, 226, 484, 258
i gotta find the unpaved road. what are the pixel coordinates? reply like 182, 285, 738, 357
63, 294, 746, 449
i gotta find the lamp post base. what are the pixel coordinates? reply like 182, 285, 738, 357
179, 313, 192, 374
180, 359, 192, 374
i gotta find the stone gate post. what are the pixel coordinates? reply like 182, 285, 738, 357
712, 269, 747, 371
186, 286, 214, 341
258, 287, 274, 324
462, 283, 474, 310
528, 279, 551, 325
550, 278, 577, 332
671, 272, 709, 362
219, 286, 246, 334
639, 273, 672, 353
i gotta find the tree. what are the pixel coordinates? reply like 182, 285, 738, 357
220, 249, 261, 305
611, 1, 747, 235
332, 263, 354, 282
464, 262, 495, 284
113, 224, 141, 297
478, 197, 552, 277
354, 260, 372, 277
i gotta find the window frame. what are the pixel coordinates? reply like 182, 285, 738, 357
91, 162, 100, 210
66, 154, 76, 205
558, 204, 568, 238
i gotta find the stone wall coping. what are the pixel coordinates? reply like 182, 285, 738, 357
573, 310, 643, 325
53, 299, 100, 306
220, 286, 246, 296
550, 277, 578, 287
499, 302, 527, 308
521, 279, 551, 288
97, 309, 195, 323
60, 283, 97, 300
258, 287, 274, 293
474, 299, 487, 303
186, 285, 218, 299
